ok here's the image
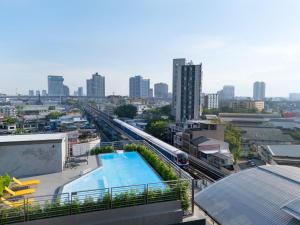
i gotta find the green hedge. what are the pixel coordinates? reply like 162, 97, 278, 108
124, 144, 190, 210
0, 174, 11, 197
90, 146, 114, 155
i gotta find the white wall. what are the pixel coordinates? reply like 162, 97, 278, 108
0, 139, 66, 178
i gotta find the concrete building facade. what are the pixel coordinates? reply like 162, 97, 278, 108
204, 93, 219, 109
172, 58, 186, 116
48, 75, 64, 96
172, 59, 203, 122
0, 133, 68, 178
230, 100, 265, 112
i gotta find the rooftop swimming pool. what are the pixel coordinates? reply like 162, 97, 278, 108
62, 152, 163, 194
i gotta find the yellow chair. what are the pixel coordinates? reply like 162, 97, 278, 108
4, 187, 35, 197
0, 197, 33, 208
13, 177, 40, 186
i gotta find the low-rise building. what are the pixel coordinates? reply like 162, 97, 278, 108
0, 105, 16, 117
195, 165, 300, 225
0, 133, 68, 177
260, 145, 300, 167
186, 136, 233, 170
230, 100, 265, 112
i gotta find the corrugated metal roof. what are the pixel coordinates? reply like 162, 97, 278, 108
281, 198, 300, 220
195, 165, 300, 225
267, 145, 300, 158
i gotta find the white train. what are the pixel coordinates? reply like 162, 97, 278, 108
113, 119, 189, 169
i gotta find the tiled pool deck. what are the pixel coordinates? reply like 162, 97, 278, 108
22, 155, 99, 197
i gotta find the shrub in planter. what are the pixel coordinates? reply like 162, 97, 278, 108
90, 146, 114, 155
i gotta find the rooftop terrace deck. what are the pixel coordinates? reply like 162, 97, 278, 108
25, 155, 98, 197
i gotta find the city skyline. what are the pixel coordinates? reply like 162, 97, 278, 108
1, 1, 300, 97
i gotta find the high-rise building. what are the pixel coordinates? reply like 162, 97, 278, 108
141, 79, 150, 98
218, 85, 235, 101
154, 82, 168, 98
172, 58, 186, 116
28, 90, 34, 96
129, 75, 150, 98
149, 88, 153, 98
63, 85, 70, 96
36, 90, 40, 96
253, 81, 266, 100
77, 87, 83, 96
42, 90, 47, 96
86, 73, 105, 97
204, 94, 219, 109
48, 75, 64, 96
172, 58, 203, 122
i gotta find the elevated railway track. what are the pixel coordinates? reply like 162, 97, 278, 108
82, 104, 225, 182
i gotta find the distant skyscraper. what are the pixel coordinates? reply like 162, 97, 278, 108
35, 90, 40, 96
28, 90, 34, 96
63, 85, 70, 96
172, 58, 203, 122
77, 87, 83, 96
154, 82, 168, 98
86, 73, 105, 97
42, 90, 47, 96
48, 75, 64, 96
289, 93, 300, 101
218, 85, 235, 107
253, 81, 266, 100
129, 75, 150, 98
172, 58, 186, 116
149, 88, 153, 98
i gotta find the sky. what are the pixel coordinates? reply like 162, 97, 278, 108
0, 0, 300, 97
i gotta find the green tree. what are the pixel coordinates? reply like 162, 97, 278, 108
145, 119, 169, 141
46, 111, 64, 120
4, 117, 16, 125
225, 124, 242, 164
159, 105, 172, 116
114, 104, 137, 119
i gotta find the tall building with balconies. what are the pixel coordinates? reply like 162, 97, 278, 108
86, 73, 105, 97
172, 58, 203, 122
172, 58, 186, 116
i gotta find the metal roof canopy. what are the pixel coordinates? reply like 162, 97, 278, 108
195, 165, 300, 225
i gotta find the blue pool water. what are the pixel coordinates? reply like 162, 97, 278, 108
62, 152, 163, 194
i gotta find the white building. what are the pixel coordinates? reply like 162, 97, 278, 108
204, 94, 219, 109
0, 133, 68, 178
154, 82, 168, 98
